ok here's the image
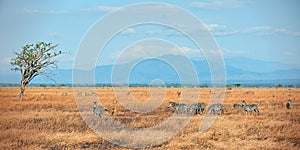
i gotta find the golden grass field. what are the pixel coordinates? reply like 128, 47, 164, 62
0, 87, 299, 149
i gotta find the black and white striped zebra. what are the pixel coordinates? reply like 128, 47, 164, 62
168, 102, 188, 114
286, 99, 292, 109
93, 101, 107, 117
207, 103, 223, 115
241, 100, 259, 115
233, 103, 242, 109
189, 102, 205, 114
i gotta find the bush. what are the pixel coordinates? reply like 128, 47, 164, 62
234, 83, 241, 87
39, 84, 47, 87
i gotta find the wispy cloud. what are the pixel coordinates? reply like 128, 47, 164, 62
205, 24, 239, 36
1, 57, 11, 64
282, 49, 299, 57
222, 48, 248, 57
283, 50, 293, 56
120, 28, 136, 35
178, 47, 247, 59
48, 32, 61, 38
243, 26, 300, 36
81, 5, 119, 12
137, 23, 300, 37
213, 25, 300, 36
19, 8, 69, 14
112, 40, 188, 64
146, 28, 181, 36
144, 23, 238, 37
19, 5, 118, 15
112, 41, 246, 64
190, 0, 251, 10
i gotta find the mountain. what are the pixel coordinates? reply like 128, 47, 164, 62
224, 57, 300, 73
12, 54, 300, 85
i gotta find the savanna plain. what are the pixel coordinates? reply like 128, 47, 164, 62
0, 87, 299, 149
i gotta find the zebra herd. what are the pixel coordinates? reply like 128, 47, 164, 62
232, 100, 260, 115
168, 102, 224, 115
93, 99, 293, 117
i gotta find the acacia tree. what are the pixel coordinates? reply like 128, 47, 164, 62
234, 83, 241, 87
11, 42, 62, 100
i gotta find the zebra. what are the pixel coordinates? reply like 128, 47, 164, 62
189, 102, 205, 114
286, 99, 292, 109
241, 100, 259, 115
199, 102, 205, 114
168, 102, 188, 114
207, 103, 223, 115
189, 103, 200, 114
91, 92, 98, 96
93, 101, 107, 117
233, 103, 242, 109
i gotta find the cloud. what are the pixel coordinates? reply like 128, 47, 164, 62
112, 40, 186, 64
146, 28, 181, 36
175, 47, 248, 59
1, 57, 11, 64
117, 4, 179, 14
283, 50, 293, 56
282, 49, 300, 57
120, 28, 136, 35
100, 40, 248, 65
243, 26, 300, 36
190, 0, 251, 10
119, 23, 300, 38
81, 5, 119, 12
205, 24, 239, 36
19, 8, 69, 14
48, 32, 61, 38
185, 23, 300, 37
144, 23, 238, 37
20, 8, 39, 14
222, 48, 248, 57
114, 41, 244, 63
19, 5, 118, 15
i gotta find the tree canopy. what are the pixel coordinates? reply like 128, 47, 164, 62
11, 42, 63, 100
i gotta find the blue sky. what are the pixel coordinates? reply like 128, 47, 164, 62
0, 0, 300, 82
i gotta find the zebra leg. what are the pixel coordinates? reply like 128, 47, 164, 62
255, 109, 259, 115
179, 108, 182, 114
213, 110, 216, 115
184, 108, 187, 114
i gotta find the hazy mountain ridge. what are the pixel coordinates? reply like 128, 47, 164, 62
3, 55, 300, 85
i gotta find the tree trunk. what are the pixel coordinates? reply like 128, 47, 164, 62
19, 81, 26, 101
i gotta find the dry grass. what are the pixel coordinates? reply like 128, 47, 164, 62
0, 87, 299, 149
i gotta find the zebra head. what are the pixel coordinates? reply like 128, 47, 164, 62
241, 100, 246, 108
286, 99, 292, 109
93, 101, 97, 108
168, 102, 176, 108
